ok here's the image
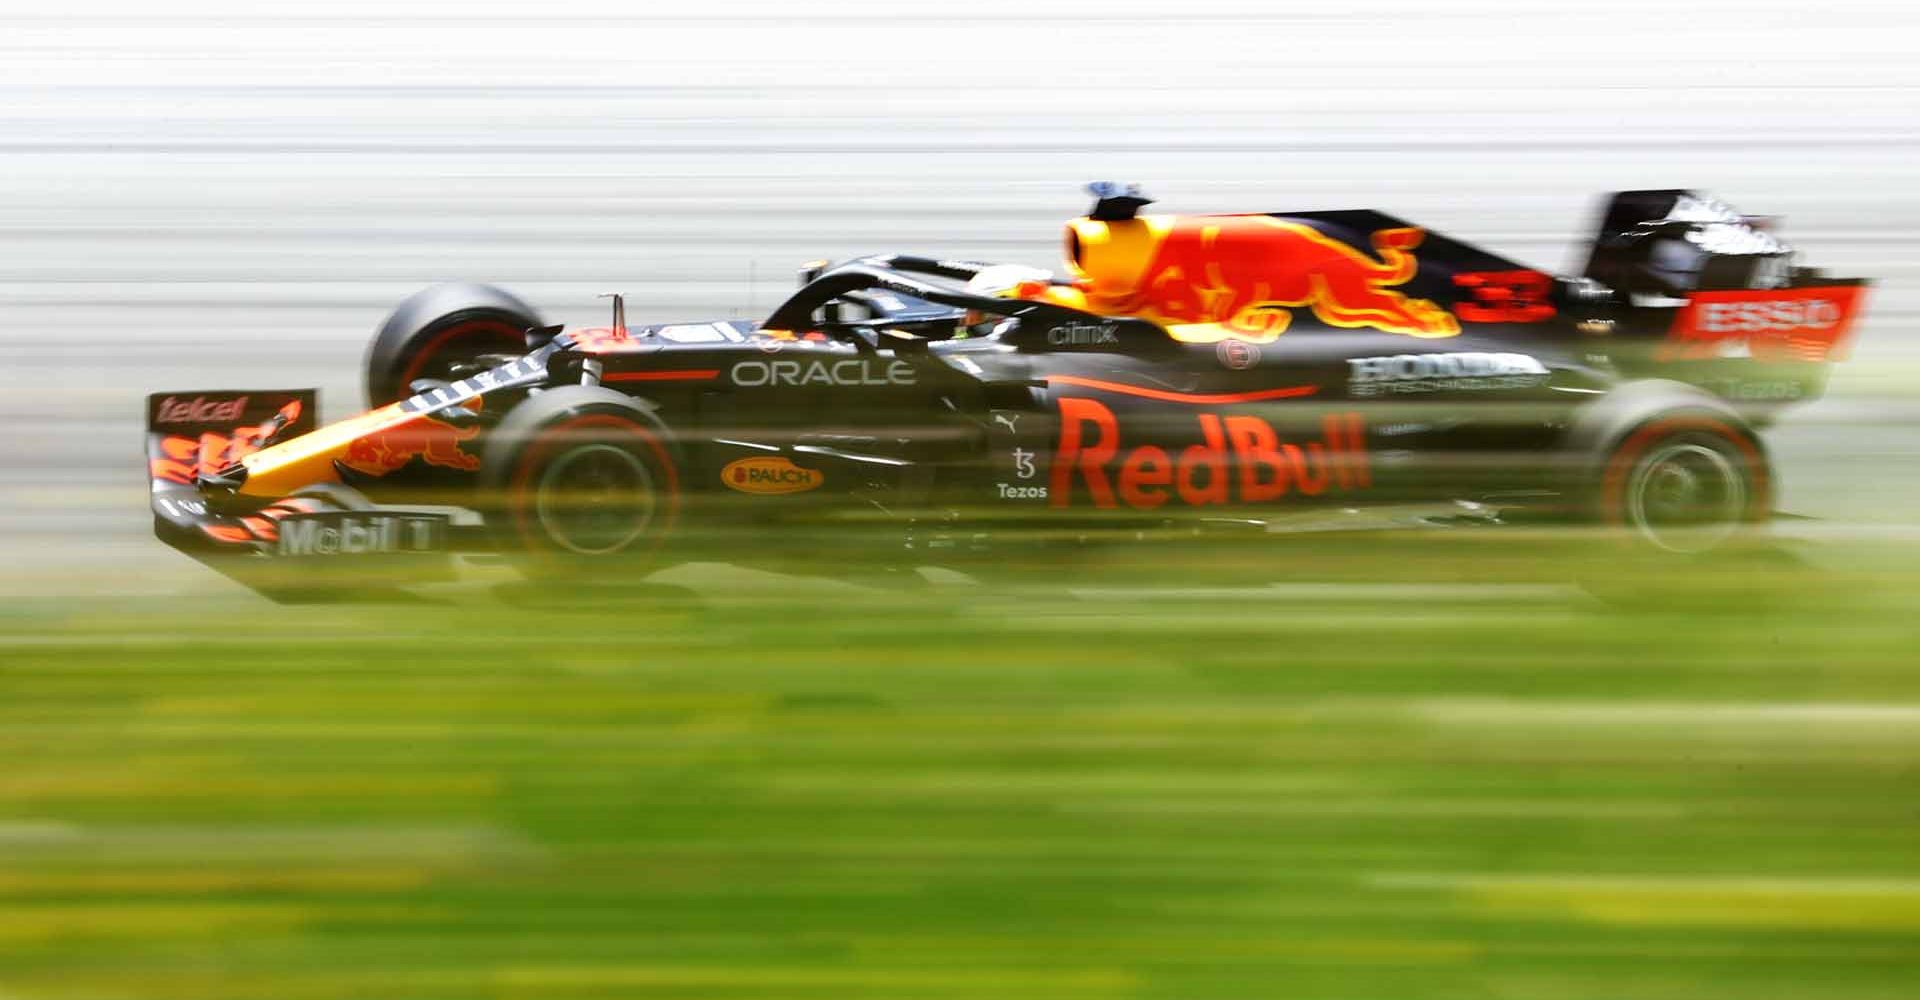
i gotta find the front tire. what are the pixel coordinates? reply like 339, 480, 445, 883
478, 386, 682, 576
365, 283, 545, 407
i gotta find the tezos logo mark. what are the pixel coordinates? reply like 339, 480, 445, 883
730, 359, 917, 387
722, 455, 824, 495
155, 395, 248, 426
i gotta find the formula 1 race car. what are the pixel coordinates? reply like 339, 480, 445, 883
146, 185, 1869, 596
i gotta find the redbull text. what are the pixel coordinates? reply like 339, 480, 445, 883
1049, 397, 1370, 509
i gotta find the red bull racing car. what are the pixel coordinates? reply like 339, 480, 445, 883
146, 185, 1869, 596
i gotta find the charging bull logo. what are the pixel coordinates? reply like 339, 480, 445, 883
1050, 397, 1370, 509
339, 413, 481, 476
1059, 215, 1461, 342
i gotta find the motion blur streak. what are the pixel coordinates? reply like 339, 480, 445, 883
2, 2, 1919, 998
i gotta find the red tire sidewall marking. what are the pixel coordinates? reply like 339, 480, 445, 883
1599, 416, 1769, 527
393, 317, 525, 400
507, 413, 680, 557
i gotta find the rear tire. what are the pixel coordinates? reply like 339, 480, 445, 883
1571, 406, 1774, 608
365, 283, 544, 406
477, 386, 682, 578
1593, 413, 1769, 554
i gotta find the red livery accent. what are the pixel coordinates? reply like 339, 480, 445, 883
566, 326, 632, 353
1453, 270, 1556, 323
604, 369, 721, 383
1047, 375, 1318, 405
199, 524, 254, 543
1662, 285, 1868, 362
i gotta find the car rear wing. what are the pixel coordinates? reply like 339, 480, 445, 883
1582, 189, 1871, 411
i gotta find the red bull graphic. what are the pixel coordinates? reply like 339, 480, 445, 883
1058, 214, 1462, 342
1050, 397, 1370, 509
339, 412, 482, 476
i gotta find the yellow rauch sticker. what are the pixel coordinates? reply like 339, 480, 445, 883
721, 456, 823, 495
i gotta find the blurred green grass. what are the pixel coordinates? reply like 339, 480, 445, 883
2, 533, 1919, 999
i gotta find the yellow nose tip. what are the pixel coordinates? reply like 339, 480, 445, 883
1063, 215, 1169, 298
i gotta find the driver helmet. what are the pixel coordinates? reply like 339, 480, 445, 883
960, 264, 1054, 335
